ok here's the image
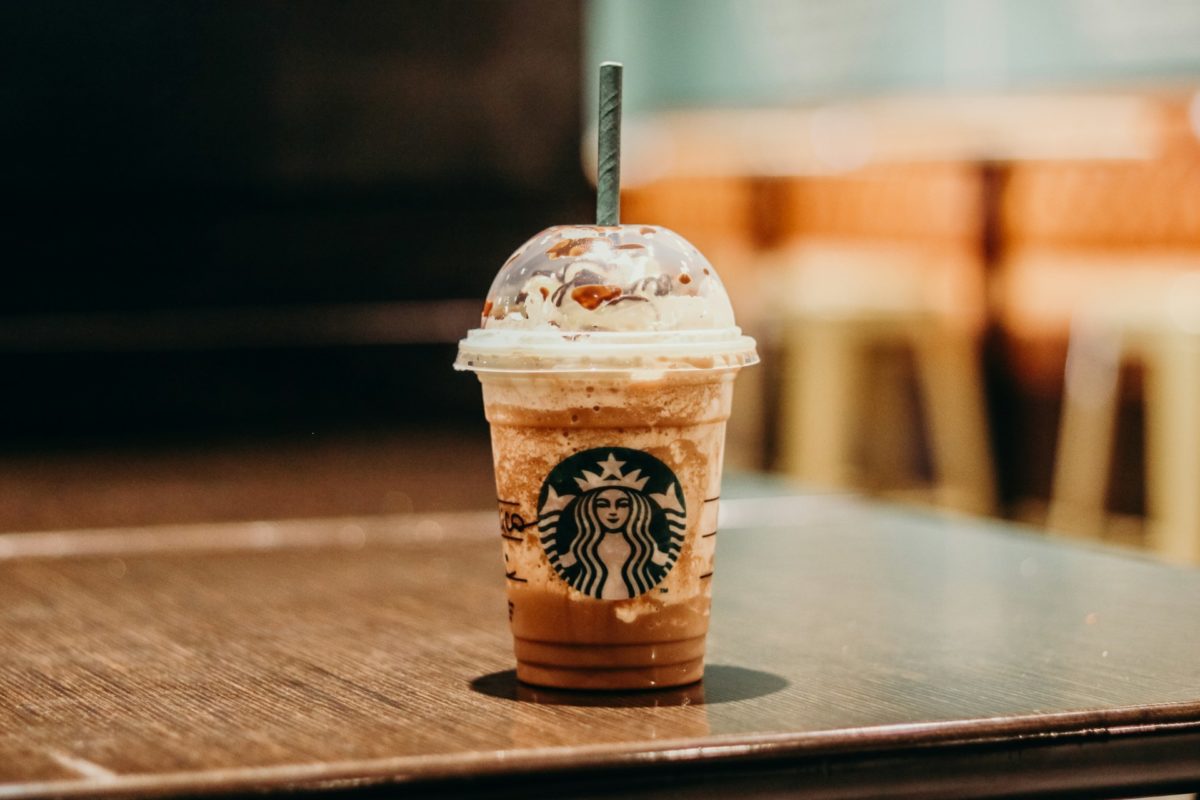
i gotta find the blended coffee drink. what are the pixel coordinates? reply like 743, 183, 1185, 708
456, 224, 757, 690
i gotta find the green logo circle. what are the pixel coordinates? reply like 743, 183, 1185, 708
537, 447, 685, 600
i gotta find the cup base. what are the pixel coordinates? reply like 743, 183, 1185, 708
515, 649, 705, 691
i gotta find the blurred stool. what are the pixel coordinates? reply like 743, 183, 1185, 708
768, 161, 991, 511
776, 300, 995, 515
1049, 281, 1200, 563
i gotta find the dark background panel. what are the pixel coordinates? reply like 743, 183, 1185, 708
0, 1, 590, 442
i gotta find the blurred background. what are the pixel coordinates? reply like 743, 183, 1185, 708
4, 0, 1200, 563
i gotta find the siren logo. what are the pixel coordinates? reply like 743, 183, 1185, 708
537, 448, 685, 600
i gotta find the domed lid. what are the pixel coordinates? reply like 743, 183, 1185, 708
455, 225, 757, 373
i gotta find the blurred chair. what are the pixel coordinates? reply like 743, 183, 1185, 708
777, 306, 995, 514
1003, 111, 1200, 561
1049, 280, 1200, 563
1003, 98, 1200, 563
769, 164, 995, 513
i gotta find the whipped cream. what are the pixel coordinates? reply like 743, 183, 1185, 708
480, 225, 737, 332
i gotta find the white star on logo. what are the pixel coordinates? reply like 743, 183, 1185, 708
597, 453, 626, 479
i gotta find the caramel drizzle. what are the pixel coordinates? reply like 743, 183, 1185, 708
547, 237, 606, 259
570, 284, 622, 310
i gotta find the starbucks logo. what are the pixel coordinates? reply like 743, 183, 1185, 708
537, 447, 686, 600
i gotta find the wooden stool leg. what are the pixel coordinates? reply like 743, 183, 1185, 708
1048, 321, 1122, 539
1143, 331, 1200, 564
779, 318, 863, 489
913, 323, 996, 515
862, 342, 919, 491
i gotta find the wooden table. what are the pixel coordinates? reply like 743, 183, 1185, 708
2, 492, 1199, 799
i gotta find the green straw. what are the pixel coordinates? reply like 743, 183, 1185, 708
596, 62, 623, 226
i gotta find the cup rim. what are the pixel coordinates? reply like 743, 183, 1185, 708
454, 327, 759, 373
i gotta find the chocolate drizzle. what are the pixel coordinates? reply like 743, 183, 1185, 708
562, 266, 605, 286
633, 275, 672, 297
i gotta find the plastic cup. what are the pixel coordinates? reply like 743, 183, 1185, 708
456, 225, 757, 690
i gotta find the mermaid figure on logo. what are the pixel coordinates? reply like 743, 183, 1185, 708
539, 452, 685, 600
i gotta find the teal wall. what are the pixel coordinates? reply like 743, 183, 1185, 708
586, 0, 1200, 115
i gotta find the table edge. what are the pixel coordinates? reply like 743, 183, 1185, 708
6, 699, 1200, 799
